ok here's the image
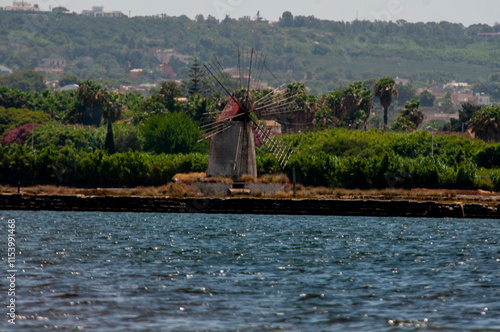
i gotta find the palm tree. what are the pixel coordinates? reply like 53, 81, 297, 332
373, 77, 398, 128
391, 115, 415, 132
401, 98, 424, 129
77, 81, 108, 127
470, 105, 500, 142
318, 81, 373, 128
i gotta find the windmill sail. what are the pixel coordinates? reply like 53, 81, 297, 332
253, 123, 293, 169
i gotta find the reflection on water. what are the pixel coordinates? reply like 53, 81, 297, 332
1, 212, 499, 331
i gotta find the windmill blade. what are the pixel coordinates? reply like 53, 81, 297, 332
255, 97, 299, 116
201, 55, 240, 97
252, 84, 303, 118
198, 121, 232, 141
252, 120, 293, 170
199, 111, 245, 139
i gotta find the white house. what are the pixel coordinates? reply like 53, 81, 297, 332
5, 1, 39, 11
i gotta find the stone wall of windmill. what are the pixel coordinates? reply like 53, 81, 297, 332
206, 121, 257, 179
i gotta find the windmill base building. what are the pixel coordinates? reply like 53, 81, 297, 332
206, 120, 257, 179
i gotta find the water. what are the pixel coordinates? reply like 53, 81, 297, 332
1, 211, 499, 331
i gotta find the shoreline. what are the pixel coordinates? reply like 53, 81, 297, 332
1, 193, 499, 219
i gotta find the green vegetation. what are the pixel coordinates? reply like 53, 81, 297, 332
0, 11, 500, 93
0, 144, 207, 187
141, 113, 207, 154
0, 107, 53, 135
277, 129, 490, 190
373, 77, 398, 128
1, 79, 500, 191
469, 105, 500, 142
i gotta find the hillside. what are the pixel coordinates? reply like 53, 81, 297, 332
1, 11, 500, 93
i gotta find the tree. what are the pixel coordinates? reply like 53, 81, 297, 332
195, 14, 205, 23
102, 92, 124, 125
65, 81, 110, 127
0, 86, 27, 109
78, 81, 108, 127
419, 90, 436, 107
312, 44, 330, 56
59, 74, 81, 88
52, 6, 69, 13
470, 105, 500, 142
280, 11, 294, 27
102, 92, 124, 154
450, 103, 481, 132
0, 107, 53, 135
280, 82, 317, 132
143, 81, 182, 115
186, 94, 210, 122
1, 123, 39, 146
400, 98, 424, 129
187, 59, 205, 96
394, 85, 416, 106
391, 115, 416, 132
104, 122, 116, 154
0, 70, 46, 92
318, 81, 373, 128
141, 112, 203, 154
373, 77, 398, 128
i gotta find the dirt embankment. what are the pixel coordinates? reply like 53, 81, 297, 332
1, 190, 499, 219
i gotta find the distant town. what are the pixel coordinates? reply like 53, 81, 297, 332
2, 1, 125, 17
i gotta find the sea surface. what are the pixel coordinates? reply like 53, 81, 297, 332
1, 211, 499, 331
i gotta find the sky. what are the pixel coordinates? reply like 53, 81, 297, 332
3, 0, 499, 26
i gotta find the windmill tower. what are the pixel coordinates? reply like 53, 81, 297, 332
200, 48, 299, 180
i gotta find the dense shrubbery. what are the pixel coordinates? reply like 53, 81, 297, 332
29, 123, 139, 152
0, 144, 207, 187
1, 127, 500, 190
284, 152, 478, 190
0, 107, 53, 134
475, 144, 500, 168
1, 123, 39, 146
140, 113, 207, 154
256, 128, 496, 190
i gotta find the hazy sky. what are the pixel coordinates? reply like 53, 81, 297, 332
4, 0, 499, 26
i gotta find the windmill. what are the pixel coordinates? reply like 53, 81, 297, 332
199, 48, 299, 180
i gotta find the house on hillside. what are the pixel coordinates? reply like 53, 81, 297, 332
223, 68, 269, 89
35, 57, 66, 79
394, 76, 409, 86
129, 69, 146, 80
475, 93, 491, 106
451, 92, 475, 105
153, 49, 192, 64
41, 58, 66, 68
81, 6, 124, 18
155, 64, 175, 79
450, 92, 491, 107
5, 1, 39, 11
443, 81, 469, 91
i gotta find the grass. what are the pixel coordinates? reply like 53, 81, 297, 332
173, 172, 290, 184
0, 180, 498, 201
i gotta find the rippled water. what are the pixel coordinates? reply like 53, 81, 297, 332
1, 211, 499, 331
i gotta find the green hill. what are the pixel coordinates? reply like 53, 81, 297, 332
1, 11, 500, 93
